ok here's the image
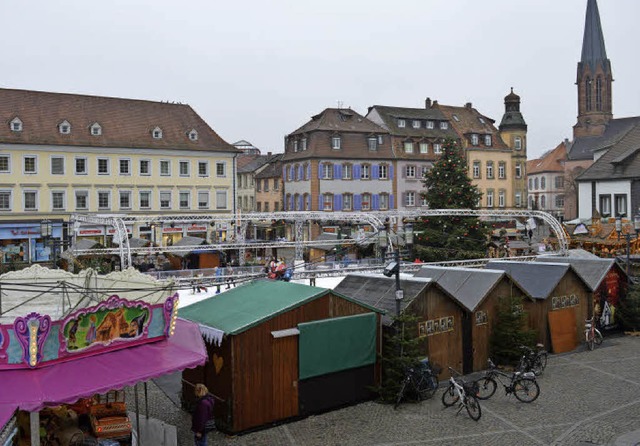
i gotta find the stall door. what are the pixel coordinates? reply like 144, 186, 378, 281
271, 336, 299, 420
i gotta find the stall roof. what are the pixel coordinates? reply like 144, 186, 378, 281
485, 260, 571, 300
413, 266, 528, 311
0, 319, 206, 415
169, 236, 207, 257
536, 256, 619, 292
180, 279, 382, 335
0, 405, 15, 434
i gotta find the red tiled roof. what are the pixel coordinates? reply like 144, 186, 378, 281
527, 141, 567, 174
0, 88, 238, 153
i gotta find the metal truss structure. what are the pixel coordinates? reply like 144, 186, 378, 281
69, 209, 565, 268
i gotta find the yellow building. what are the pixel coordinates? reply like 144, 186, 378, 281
0, 88, 239, 264
498, 89, 528, 208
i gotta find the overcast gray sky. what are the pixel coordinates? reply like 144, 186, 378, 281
2, 0, 639, 159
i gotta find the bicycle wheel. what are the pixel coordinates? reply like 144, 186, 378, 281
418, 376, 438, 401
538, 352, 548, 373
513, 378, 540, 403
475, 377, 497, 400
587, 335, 595, 351
464, 394, 482, 421
441, 384, 459, 407
532, 356, 545, 376
394, 381, 408, 409
594, 330, 603, 346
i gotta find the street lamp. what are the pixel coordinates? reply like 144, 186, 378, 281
382, 223, 414, 317
616, 214, 640, 282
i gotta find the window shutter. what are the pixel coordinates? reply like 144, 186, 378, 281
372, 165, 379, 179
354, 164, 361, 179
334, 164, 340, 179
401, 166, 406, 178
354, 194, 362, 210
318, 195, 323, 211
299, 165, 304, 180
334, 194, 342, 211
336, 164, 343, 179
402, 192, 407, 206
282, 165, 286, 181
307, 163, 311, 180
390, 194, 394, 209
299, 195, 303, 210
372, 194, 379, 210
389, 165, 394, 180
318, 163, 323, 179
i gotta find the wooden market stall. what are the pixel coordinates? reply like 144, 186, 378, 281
180, 280, 383, 434
486, 260, 592, 353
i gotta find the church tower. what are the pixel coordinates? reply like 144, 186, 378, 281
573, 0, 613, 138
499, 88, 528, 208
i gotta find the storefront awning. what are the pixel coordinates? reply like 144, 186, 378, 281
0, 319, 206, 417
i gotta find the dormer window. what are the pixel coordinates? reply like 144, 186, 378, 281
90, 123, 102, 136
152, 126, 163, 139
471, 134, 479, 146
484, 135, 492, 146
331, 136, 341, 150
293, 140, 299, 152
478, 117, 486, 124
427, 121, 434, 129
188, 129, 198, 141
59, 120, 71, 135
452, 115, 460, 122
398, 119, 406, 128
440, 121, 448, 130
301, 138, 307, 150
412, 120, 421, 129
10, 117, 22, 132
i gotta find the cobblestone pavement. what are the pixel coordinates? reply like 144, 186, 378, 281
133, 334, 640, 446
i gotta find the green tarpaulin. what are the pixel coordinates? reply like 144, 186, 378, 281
298, 313, 377, 380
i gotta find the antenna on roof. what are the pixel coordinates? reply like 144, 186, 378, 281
337, 100, 343, 109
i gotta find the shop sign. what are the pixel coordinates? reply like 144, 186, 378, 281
216, 222, 229, 230
78, 228, 104, 236
186, 225, 207, 233
162, 226, 183, 233
107, 227, 132, 235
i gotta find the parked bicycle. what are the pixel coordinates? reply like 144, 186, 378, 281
441, 367, 481, 421
585, 317, 603, 350
517, 344, 548, 376
475, 359, 540, 403
394, 358, 441, 409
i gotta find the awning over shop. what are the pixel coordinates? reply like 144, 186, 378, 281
0, 319, 206, 415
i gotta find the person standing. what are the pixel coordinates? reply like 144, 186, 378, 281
192, 383, 215, 446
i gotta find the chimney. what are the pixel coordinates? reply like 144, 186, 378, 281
267, 152, 272, 156
433, 100, 438, 106
425, 98, 432, 108
465, 102, 473, 110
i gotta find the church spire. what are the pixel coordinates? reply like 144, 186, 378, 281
580, 0, 610, 74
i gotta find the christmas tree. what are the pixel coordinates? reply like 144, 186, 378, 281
412, 138, 489, 262
618, 282, 640, 332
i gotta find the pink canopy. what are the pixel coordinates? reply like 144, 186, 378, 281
0, 319, 206, 427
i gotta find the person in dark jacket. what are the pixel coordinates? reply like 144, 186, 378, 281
192, 383, 215, 446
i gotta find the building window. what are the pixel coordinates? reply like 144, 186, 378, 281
75, 191, 88, 210
10, 118, 22, 132
139, 159, 151, 175
331, 136, 341, 150
198, 161, 209, 177
596, 77, 603, 111
180, 161, 190, 176
398, 119, 406, 128
274, 178, 279, 190
498, 162, 506, 179
405, 191, 415, 207
98, 191, 111, 210
216, 190, 227, 209
412, 120, 420, 129
301, 138, 307, 150
615, 194, 627, 217
51, 191, 65, 210
555, 176, 564, 189
323, 193, 333, 211
264, 178, 269, 192
404, 141, 414, 153
274, 201, 280, 212
119, 191, 132, 210
378, 135, 384, 144
440, 121, 448, 130
92, 159, 108, 177
24, 156, 37, 174
343, 164, 352, 180
343, 194, 352, 211
478, 117, 486, 124
160, 160, 171, 176
90, 123, 102, 136
471, 134, 479, 146
0, 155, 9, 173
24, 191, 37, 211
529, 178, 533, 189
420, 143, 429, 154
541, 195, 546, 209
139, 191, 151, 209
216, 162, 226, 177
304, 193, 310, 211
421, 193, 428, 206
427, 121, 434, 129
293, 140, 299, 152
362, 193, 371, 210
486, 162, 494, 179
59, 120, 71, 134
433, 144, 442, 154
498, 190, 505, 207
196, 191, 209, 210
485, 135, 492, 146
486, 190, 494, 208
473, 161, 480, 178
534, 178, 539, 190
368, 137, 378, 151
406, 165, 416, 178
515, 192, 522, 208
51, 156, 65, 175
515, 163, 522, 179
160, 191, 172, 209
323, 163, 333, 180
586, 77, 593, 111
555, 195, 564, 207
514, 136, 522, 150
179, 191, 190, 209
541, 177, 546, 189
0, 191, 11, 210
152, 127, 163, 139
380, 193, 389, 210
119, 159, 131, 175
361, 164, 370, 180
379, 164, 388, 180
293, 194, 300, 211
75, 157, 87, 175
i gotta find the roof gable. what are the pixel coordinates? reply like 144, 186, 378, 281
535, 257, 618, 291
577, 123, 640, 181
289, 108, 386, 136
484, 261, 572, 299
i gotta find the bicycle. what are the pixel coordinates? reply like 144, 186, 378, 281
394, 358, 441, 409
517, 344, 548, 376
441, 367, 481, 421
475, 359, 540, 403
585, 317, 603, 351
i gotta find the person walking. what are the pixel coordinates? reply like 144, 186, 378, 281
192, 383, 215, 446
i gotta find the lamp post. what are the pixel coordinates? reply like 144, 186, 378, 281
382, 223, 414, 317
615, 214, 640, 282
